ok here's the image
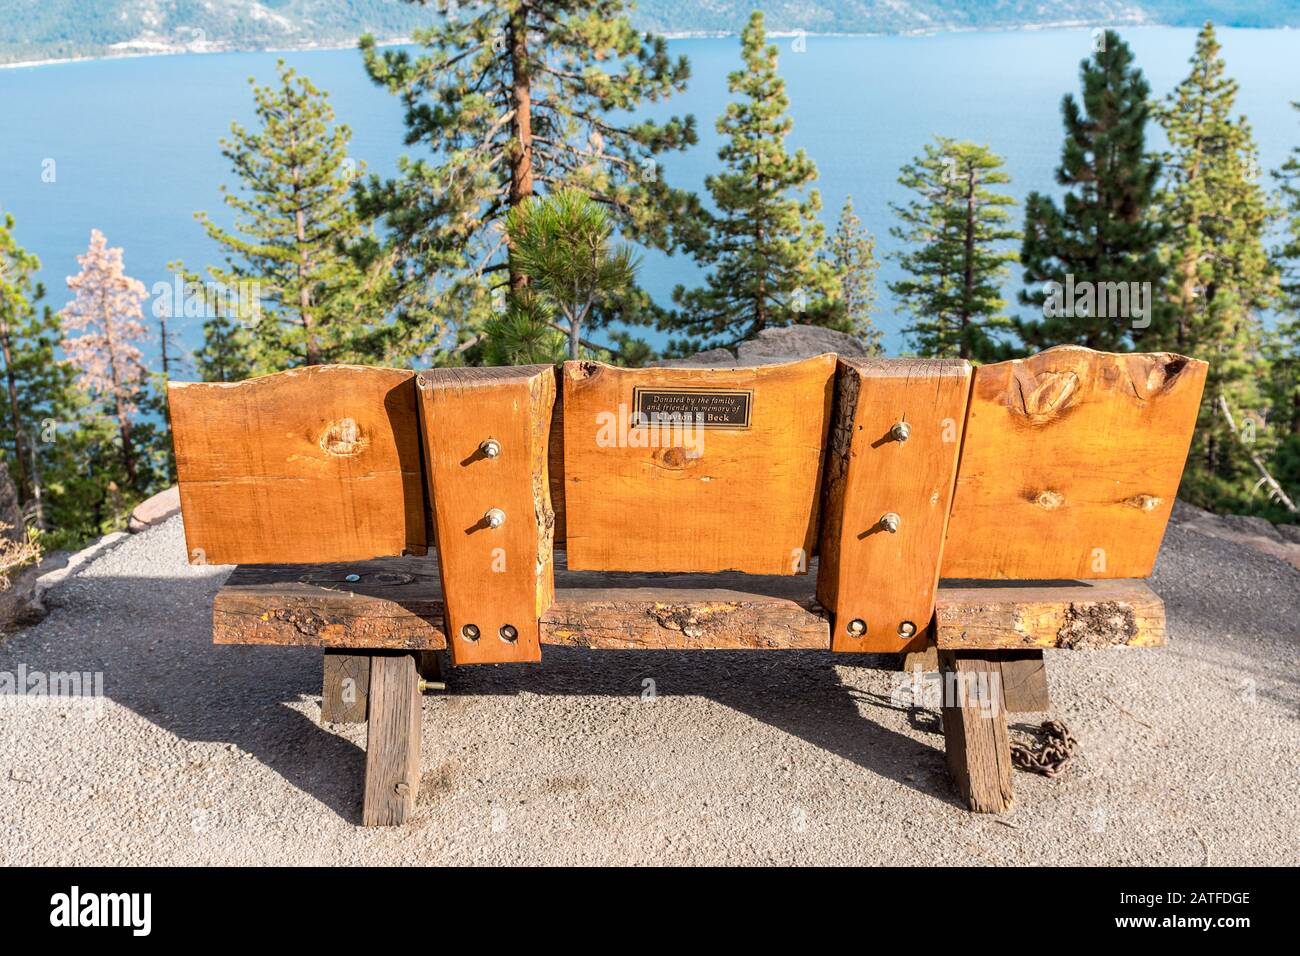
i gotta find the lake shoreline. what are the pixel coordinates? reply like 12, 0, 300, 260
0, 18, 1202, 71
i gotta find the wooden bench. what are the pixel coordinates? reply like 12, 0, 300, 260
170, 347, 1205, 824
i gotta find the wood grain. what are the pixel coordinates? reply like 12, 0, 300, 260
817, 357, 970, 653
321, 651, 370, 723
935, 579, 1165, 649
561, 355, 836, 574
362, 652, 421, 827
169, 365, 427, 565
997, 651, 1051, 713
417, 365, 556, 664
939, 650, 1014, 813
942, 347, 1207, 579
214, 558, 1167, 653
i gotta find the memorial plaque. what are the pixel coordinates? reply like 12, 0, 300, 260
632, 388, 753, 429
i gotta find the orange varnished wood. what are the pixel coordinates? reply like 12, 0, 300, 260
169, 365, 427, 565
817, 357, 971, 652
561, 355, 837, 574
417, 365, 556, 664
942, 347, 1207, 579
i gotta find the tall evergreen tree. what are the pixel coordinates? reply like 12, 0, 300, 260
888, 137, 1019, 360
1016, 30, 1165, 351
0, 212, 76, 528
1156, 22, 1282, 513
667, 12, 838, 352
1266, 99, 1300, 515
358, 0, 698, 358
826, 196, 882, 353
197, 61, 377, 372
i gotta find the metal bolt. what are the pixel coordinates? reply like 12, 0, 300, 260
499, 624, 518, 643
480, 438, 501, 459
344, 573, 360, 583
898, 621, 917, 639
890, 421, 911, 442
484, 508, 506, 528
418, 678, 447, 693
846, 618, 866, 636
460, 623, 480, 642
880, 512, 901, 533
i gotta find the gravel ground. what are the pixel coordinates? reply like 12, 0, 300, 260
1, 514, 1296, 866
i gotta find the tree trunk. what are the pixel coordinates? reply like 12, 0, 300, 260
508, 8, 534, 292
960, 167, 976, 360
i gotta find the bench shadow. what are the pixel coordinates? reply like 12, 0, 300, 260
11, 569, 959, 824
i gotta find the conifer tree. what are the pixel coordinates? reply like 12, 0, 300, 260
1157, 22, 1282, 512
197, 61, 375, 372
0, 212, 76, 528
1016, 30, 1165, 351
668, 12, 838, 352
888, 138, 1018, 360
826, 196, 882, 353
1266, 99, 1300, 515
358, 0, 698, 357
60, 230, 150, 492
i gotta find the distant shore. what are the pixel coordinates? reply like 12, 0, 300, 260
0, 19, 1185, 71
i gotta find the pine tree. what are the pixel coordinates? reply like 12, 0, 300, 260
358, 0, 698, 358
1157, 22, 1283, 513
168, 262, 253, 383
0, 211, 77, 529
668, 12, 838, 352
888, 138, 1019, 360
197, 61, 376, 372
1266, 99, 1300, 516
60, 229, 151, 492
1016, 30, 1165, 352
826, 196, 882, 354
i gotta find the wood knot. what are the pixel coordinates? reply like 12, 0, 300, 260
1012, 368, 1080, 423
1125, 494, 1163, 512
1033, 490, 1065, 510
1125, 354, 1188, 400
319, 418, 368, 458
659, 447, 689, 469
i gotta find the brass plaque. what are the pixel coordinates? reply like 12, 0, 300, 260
632, 387, 752, 429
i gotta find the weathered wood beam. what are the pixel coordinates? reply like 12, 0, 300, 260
363, 652, 422, 827
939, 650, 1015, 813
214, 559, 1166, 653
321, 651, 370, 723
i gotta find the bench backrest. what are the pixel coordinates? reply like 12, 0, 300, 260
169, 346, 1206, 656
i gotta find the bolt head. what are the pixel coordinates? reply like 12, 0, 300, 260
344, 573, 361, 583
480, 438, 501, 458
460, 623, 480, 642
880, 512, 901, 533
499, 624, 518, 643
898, 621, 917, 639
484, 508, 506, 528
890, 421, 911, 442
846, 618, 866, 636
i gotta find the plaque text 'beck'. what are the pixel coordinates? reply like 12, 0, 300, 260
632, 388, 753, 429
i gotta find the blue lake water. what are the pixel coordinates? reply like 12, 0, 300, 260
2, 26, 1299, 365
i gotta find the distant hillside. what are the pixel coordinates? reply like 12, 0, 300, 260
3, 0, 1300, 66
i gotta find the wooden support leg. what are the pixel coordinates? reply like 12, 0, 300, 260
321, 651, 370, 724
939, 650, 1014, 813
363, 652, 421, 827
998, 650, 1050, 713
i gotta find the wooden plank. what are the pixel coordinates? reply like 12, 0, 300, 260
543, 587, 827, 650
321, 651, 370, 723
943, 347, 1207, 579
214, 561, 448, 649
939, 650, 1014, 813
817, 357, 970, 652
998, 651, 1051, 713
169, 365, 428, 565
417, 366, 556, 664
561, 355, 836, 574
213, 558, 1167, 652
362, 652, 421, 827
935, 579, 1165, 649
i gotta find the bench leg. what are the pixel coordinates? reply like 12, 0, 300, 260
998, 650, 1050, 713
322, 651, 370, 724
939, 650, 1014, 813
363, 652, 421, 826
